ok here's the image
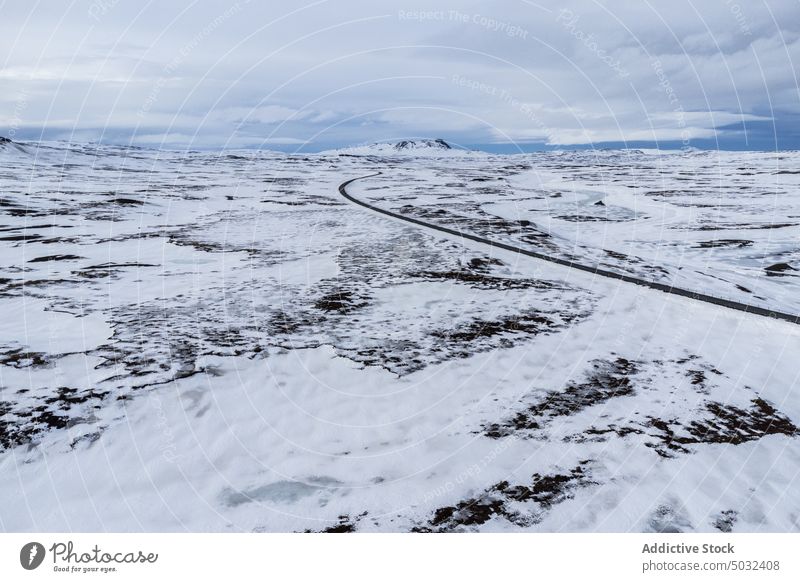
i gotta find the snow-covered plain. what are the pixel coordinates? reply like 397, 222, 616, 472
0, 138, 798, 532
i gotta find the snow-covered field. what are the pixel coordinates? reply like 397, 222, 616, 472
0, 138, 798, 532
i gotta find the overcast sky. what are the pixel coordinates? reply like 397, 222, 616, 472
2, 0, 799, 151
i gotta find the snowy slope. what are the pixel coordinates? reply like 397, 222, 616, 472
0, 140, 798, 532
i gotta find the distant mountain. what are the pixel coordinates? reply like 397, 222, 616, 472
394, 138, 452, 151
0, 136, 28, 153
324, 138, 477, 156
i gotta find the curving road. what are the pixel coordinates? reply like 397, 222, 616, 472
339, 172, 800, 326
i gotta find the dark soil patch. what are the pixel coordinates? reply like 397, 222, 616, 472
765, 262, 794, 275
72, 262, 158, 278
43, 386, 108, 407
262, 177, 305, 186
305, 512, 367, 533
0, 349, 50, 368
433, 312, 557, 345
555, 214, 614, 222
697, 223, 796, 231
321, 522, 355, 533
313, 289, 369, 314
0, 402, 69, 450
712, 510, 738, 533
645, 397, 797, 458
485, 358, 637, 438
467, 257, 504, 271
643, 418, 697, 457
0, 382, 109, 449
696, 239, 753, 249
412, 463, 594, 532
648, 503, 692, 533
412, 269, 556, 291
687, 369, 706, 388
0, 233, 43, 242
604, 249, 635, 261
28, 254, 85, 263
687, 398, 797, 444
574, 424, 645, 441
0, 224, 62, 233
267, 312, 303, 335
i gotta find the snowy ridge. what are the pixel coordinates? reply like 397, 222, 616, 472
323, 138, 478, 157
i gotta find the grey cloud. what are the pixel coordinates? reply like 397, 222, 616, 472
1, 0, 798, 149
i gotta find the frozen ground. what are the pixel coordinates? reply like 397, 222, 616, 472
0, 138, 798, 532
